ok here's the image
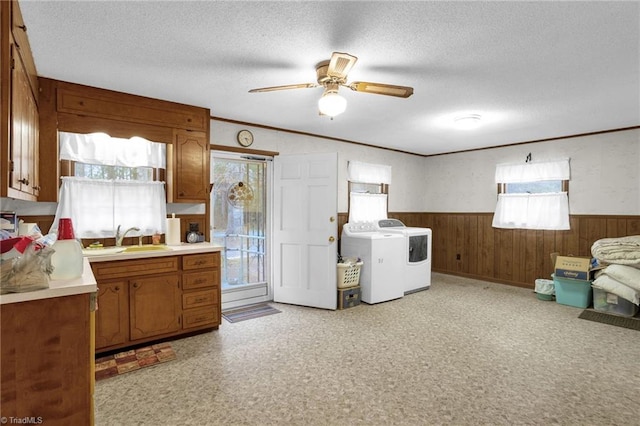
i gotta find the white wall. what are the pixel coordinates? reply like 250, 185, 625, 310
420, 128, 640, 215
3, 124, 636, 218
211, 120, 425, 213
213, 121, 639, 215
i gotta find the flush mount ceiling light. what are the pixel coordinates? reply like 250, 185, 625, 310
318, 83, 347, 117
454, 114, 482, 130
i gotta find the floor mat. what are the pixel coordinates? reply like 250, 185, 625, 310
222, 303, 281, 323
578, 309, 640, 331
95, 342, 177, 381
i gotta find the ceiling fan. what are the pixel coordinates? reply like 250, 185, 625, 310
248, 52, 414, 117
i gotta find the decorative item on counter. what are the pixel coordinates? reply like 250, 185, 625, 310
166, 213, 181, 246
49, 218, 83, 280
152, 231, 162, 245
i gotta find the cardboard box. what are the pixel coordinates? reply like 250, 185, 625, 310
338, 286, 360, 309
554, 255, 597, 281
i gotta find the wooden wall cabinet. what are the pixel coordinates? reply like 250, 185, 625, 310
92, 251, 220, 353
1, 0, 40, 200
38, 78, 211, 205
171, 130, 210, 202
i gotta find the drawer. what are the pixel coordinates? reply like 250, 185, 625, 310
91, 257, 179, 280
183, 252, 220, 271
183, 270, 218, 290
182, 306, 219, 329
182, 289, 217, 309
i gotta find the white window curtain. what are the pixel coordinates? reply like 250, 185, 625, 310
348, 193, 388, 223
495, 158, 570, 183
52, 177, 167, 239
492, 158, 570, 230
347, 161, 392, 184
59, 131, 166, 168
492, 192, 570, 230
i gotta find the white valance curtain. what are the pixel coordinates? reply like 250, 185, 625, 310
348, 193, 388, 223
494, 158, 570, 183
492, 159, 571, 230
347, 161, 392, 184
59, 131, 166, 168
52, 177, 167, 238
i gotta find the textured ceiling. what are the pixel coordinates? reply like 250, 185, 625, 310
19, 1, 640, 156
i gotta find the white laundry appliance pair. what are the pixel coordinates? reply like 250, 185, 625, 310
340, 191, 432, 303
374, 219, 432, 294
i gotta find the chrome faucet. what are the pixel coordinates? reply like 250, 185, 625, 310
115, 225, 140, 246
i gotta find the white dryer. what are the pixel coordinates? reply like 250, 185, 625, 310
340, 222, 405, 304
375, 219, 432, 294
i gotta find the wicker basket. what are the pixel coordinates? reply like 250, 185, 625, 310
337, 258, 363, 289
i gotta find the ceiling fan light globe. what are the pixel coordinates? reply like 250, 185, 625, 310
318, 92, 347, 117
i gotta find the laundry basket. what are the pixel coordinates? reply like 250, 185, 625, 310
337, 258, 363, 289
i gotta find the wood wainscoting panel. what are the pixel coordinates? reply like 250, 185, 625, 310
339, 212, 640, 289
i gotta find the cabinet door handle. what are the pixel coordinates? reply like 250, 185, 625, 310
133, 282, 139, 288
115, 286, 120, 291
18, 178, 29, 185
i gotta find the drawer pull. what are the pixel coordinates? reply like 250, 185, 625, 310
194, 297, 208, 303
194, 279, 206, 284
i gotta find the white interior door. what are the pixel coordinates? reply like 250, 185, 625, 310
273, 152, 338, 310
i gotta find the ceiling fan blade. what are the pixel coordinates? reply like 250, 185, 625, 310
249, 83, 318, 93
348, 81, 414, 98
327, 52, 358, 80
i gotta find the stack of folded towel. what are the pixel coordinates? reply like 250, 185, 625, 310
591, 236, 640, 306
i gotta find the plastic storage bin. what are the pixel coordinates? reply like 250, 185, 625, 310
337, 258, 363, 289
592, 287, 639, 317
553, 274, 592, 308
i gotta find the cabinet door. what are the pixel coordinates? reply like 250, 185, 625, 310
10, 44, 39, 198
174, 130, 209, 202
129, 274, 181, 340
95, 280, 129, 349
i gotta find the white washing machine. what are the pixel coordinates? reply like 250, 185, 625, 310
375, 219, 432, 294
340, 222, 405, 304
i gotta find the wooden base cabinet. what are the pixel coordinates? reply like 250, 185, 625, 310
130, 274, 181, 340
95, 280, 129, 348
1, 294, 92, 425
93, 251, 220, 353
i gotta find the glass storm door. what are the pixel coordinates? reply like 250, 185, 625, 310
211, 153, 269, 308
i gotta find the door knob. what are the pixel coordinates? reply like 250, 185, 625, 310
329, 216, 335, 222
329, 236, 335, 242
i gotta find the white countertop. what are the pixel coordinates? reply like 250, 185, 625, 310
0, 258, 97, 305
84, 242, 222, 262
0, 243, 222, 305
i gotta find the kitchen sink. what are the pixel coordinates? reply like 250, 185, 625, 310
123, 245, 172, 252
82, 245, 172, 256
82, 246, 126, 256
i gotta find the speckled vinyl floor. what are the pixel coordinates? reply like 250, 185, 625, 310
94, 273, 640, 425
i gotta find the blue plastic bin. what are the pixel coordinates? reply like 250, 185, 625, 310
552, 274, 592, 308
